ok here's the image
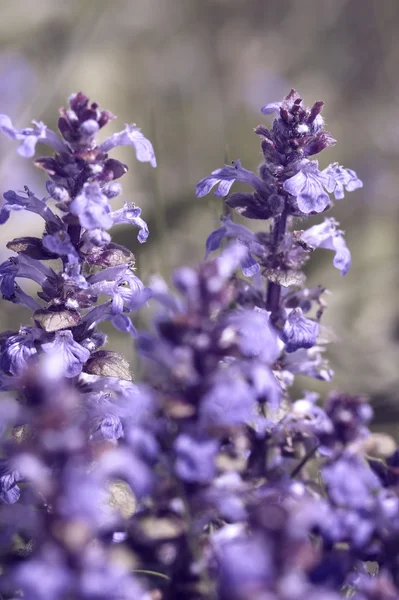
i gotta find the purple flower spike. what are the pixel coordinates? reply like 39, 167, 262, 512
196, 159, 267, 198
41, 330, 90, 377
302, 218, 351, 275
0, 114, 67, 157
283, 160, 333, 214
100, 123, 157, 167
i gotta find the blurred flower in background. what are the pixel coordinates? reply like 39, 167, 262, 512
0, 0, 398, 430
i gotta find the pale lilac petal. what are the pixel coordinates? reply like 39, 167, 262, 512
283, 170, 307, 197
0, 114, 67, 157
281, 308, 319, 353
261, 101, 281, 115
100, 124, 156, 167
196, 160, 267, 198
111, 204, 149, 242
302, 218, 351, 276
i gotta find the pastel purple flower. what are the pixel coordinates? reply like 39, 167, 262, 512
0, 327, 41, 375
0, 114, 67, 157
174, 435, 219, 483
42, 230, 79, 263
200, 372, 256, 428
0, 189, 61, 226
222, 309, 279, 363
111, 203, 149, 243
205, 216, 265, 277
10, 546, 71, 600
196, 159, 268, 198
322, 162, 363, 199
216, 534, 274, 595
281, 308, 319, 353
100, 414, 123, 441
100, 123, 156, 167
302, 218, 351, 276
69, 182, 112, 230
215, 242, 248, 279
41, 330, 90, 377
283, 160, 333, 214
98, 446, 153, 498
282, 346, 333, 382
322, 455, 381, 510
0, 255, 56, 309
0, 460, 21, 504
88, 265, 150, 313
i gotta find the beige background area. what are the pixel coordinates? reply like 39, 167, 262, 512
0, 0, 398, 427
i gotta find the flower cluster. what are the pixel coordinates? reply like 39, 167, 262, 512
0, 93, 159, 598
1, 89, 399, 600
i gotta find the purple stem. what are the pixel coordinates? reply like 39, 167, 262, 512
266, 206, 288, 313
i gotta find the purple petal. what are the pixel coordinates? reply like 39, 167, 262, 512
41, 330, 90, 377
283, 170, 307, 196
111, 313, 138, 338
100, 124, 156, 167
196, 160, 267, 198
42, 231, 79, 263
111, 204, 149, 243
241, 251, 260, 277
260, 101, 282, 115
205, 226, 226, 257
69, 182, 112, 230
302, 218, 351, 276
0, 114, 67, 157
281, 308, 319, 353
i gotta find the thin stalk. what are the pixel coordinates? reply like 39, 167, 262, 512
266, 206, 288, 313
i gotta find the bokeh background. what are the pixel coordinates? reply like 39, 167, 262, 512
0, 0, 398, 429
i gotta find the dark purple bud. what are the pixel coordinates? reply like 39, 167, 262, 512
304, 132, 337, 157
308, 100, 324, 124
102, 158, 128, 181
254, 124, 273, 139
225, 192, 273, 220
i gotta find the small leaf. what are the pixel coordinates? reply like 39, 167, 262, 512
107, 479, 136, 519
83, 350, 132, 381
263, 268, 306, 287
84, 243, 135, 267
7, 237, 58, 260
33, 307, 80, 332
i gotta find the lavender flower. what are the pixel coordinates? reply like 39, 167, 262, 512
2, 85, 399, 600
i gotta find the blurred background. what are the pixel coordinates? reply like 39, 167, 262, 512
0, 0, 398, 428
